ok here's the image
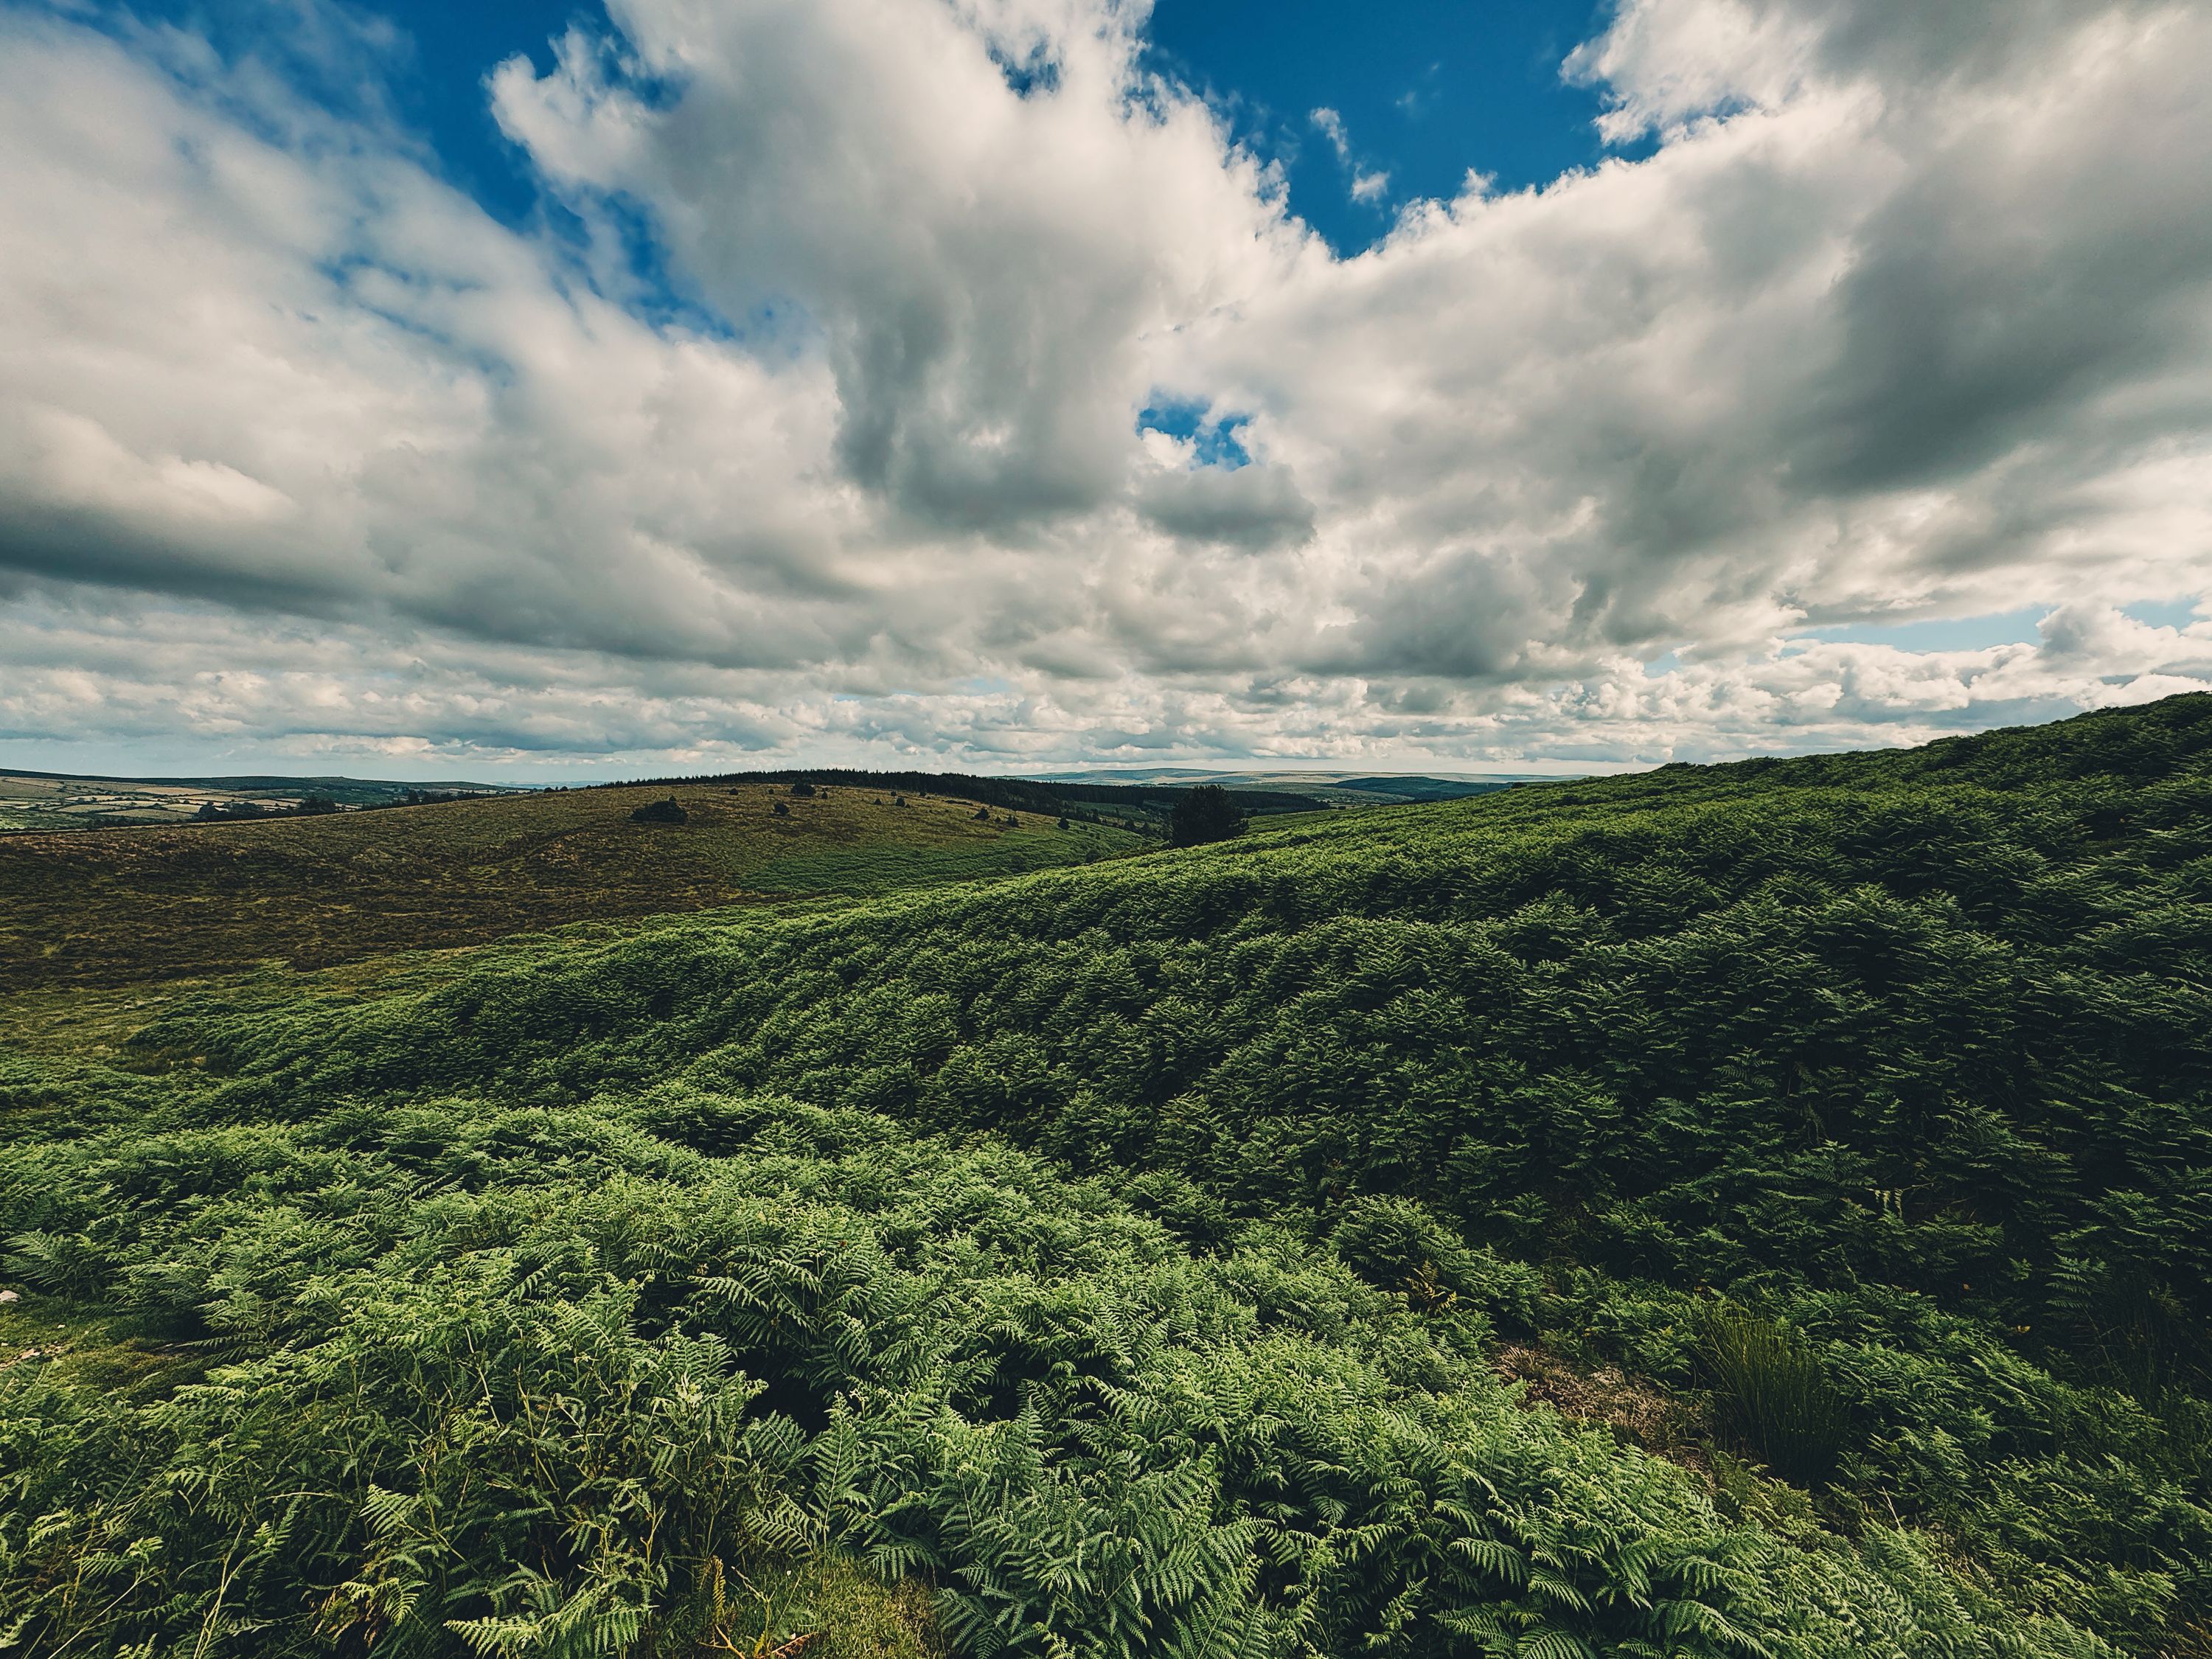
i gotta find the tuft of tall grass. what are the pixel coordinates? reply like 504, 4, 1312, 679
1697, 1303, 1850, 1487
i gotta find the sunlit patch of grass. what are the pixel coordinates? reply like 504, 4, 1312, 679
689, 1553, 945, 1659
0, 1294, 207, 1401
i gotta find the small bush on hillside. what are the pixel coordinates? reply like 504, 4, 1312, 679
632, 797, 689, 824
773, 802, 790, 817
791, 782, 817, 798
1699, 1304, 1850, 1486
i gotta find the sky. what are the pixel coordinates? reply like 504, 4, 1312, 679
1, 0, 2208, 781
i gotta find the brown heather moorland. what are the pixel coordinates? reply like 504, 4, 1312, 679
0, 782, 1141, 990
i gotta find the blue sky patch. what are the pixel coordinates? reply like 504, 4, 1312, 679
1790, 610, 2050, 653
85, 0, 615, 229
1138, 399, 1252, 469
2122, 598, 2205, 629
1143, 0, 1638, 253
989, 41, 1062, 99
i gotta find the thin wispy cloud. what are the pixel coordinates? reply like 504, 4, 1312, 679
1310, 104, 1389, 204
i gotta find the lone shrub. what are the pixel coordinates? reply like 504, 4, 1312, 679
631, 796, 689, 824
1698, 1304, 1849, 1486
790, 782, 817, 798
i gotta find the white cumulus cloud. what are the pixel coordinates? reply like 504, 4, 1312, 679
0, 0, 2206, 776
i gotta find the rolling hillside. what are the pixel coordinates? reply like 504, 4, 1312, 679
1, 695, 2209, 1658
0, 767, 524, 830
0, 782, 1142, 990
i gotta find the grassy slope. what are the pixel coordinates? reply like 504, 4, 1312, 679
4, 695, 2211, 1657
0, 782, 1141, 990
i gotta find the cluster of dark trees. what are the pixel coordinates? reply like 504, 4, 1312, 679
192, 787, 509, 823
192, 794, 340, 822
1167, 782, 1244, 846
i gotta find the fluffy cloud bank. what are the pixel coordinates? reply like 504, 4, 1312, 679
0, 0, 2208, 773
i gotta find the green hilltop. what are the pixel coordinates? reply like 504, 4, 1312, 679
1, 693, 2209, 1657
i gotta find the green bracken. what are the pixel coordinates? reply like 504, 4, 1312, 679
1, 693, 2210, 1655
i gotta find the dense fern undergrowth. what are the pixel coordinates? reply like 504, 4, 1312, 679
4, 695, 2211, 1656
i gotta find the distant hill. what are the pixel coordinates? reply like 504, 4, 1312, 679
0, 762, 1571, 833
0, 779, 1142, 989
0, 768, 524, 831
1034, 765, 1574, 804
668, 766, 1339, 830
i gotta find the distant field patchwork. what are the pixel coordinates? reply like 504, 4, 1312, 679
0, 773, 289, 831
0, 769, 521, 830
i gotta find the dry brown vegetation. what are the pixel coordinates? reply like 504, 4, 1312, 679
1493, 1343, 1700, 1458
